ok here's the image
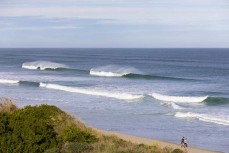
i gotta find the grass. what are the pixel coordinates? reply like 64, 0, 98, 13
0, 97, 18, 113
0, 98, 185, 153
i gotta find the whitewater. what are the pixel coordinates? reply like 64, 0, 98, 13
0, 79, 19, 84
151, 93, 208, 103
39, 83, 143, 100
0, 48, 228, 152
22, 61, 69, 70
90, 65, 140, 77
175, 112, 229, 126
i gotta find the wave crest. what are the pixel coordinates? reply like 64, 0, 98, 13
175, 112, 229, 126
0, 79, 41, 87
90, 65, 140, 77
22, 61, 68, 70
40, 83, 143, 100
151, 93, 208, 103
0, 79, 19, 84
90, 70, 128, 77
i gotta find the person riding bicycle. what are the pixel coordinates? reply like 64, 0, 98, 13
181, 137, 185, 147
181, 137, 188, 148
184, 138, 188, 147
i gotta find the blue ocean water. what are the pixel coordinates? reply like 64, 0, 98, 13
0, 48, 228, 152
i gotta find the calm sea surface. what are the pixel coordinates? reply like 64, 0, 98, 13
0, 48, 228, 152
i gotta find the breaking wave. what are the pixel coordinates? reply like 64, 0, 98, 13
0, 79, 19, 84
39, 83, 144, 100
90, 65, 140, 77
90, 72, 192, 81
0, 79, 40, 87
151, 93, 208, 103
90, 65, 191, 81
151, 93, 229, 105
175, 112, 229, 126
22, 61, 69, 70
90, 70, 128, 77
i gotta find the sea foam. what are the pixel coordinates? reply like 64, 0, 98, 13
163, 102, 184, 110
40, 83, 143, 100
90, 70, 128, 77
0, 79, 19, 84
22, 61, 68, 70
90, 65, 140, 77
151, 93, 208, 103
175, 112, 229, 126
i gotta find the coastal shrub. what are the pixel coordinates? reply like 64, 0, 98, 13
62, 126, 97, 143
0, 103, 98, 153
62, 142, 93, 153
171, 148, 184, 153
0, 105, 59, 153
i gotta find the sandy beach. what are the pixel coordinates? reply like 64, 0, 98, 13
100, 130, 223, 153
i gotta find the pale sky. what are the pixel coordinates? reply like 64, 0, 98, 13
0, 0, 229, 48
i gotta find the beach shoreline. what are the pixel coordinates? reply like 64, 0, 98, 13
99, 130, 223, 153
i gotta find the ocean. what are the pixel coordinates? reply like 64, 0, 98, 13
0, 48, 228, 152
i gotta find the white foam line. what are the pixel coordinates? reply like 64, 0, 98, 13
90, 70, 128, 77
151, 93, 208, 103
40, 83, 143, 100
22, 65, 39, 70
0, 79, 19, 84
89, 64, 140, 77
175, 112, 229, 126
22, 61, 68, 70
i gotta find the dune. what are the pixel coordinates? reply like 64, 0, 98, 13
100, 130, 223, 153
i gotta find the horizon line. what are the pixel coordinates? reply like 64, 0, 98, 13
0, 47, 229, 49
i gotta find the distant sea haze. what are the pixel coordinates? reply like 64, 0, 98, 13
0, 48, 228, 152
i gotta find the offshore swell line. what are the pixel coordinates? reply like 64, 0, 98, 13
22, 61, 193, 81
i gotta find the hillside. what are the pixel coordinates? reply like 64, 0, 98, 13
0, 98, 184, 153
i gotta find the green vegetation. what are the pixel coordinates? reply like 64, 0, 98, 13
171, 149, 185, 153
0, 98, 185, 153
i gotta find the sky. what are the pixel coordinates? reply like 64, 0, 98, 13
0, 0, 229, 48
